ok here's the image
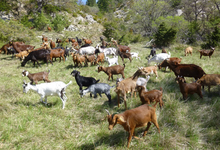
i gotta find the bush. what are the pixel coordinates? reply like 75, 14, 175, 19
201, 26, 220, 49
154, 22, 177, 47
20, 15, 33, 28
51, 14, 70, 33
33, 12, 51, 30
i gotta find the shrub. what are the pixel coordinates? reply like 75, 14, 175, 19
20, 15, 33, 28
201, 26, 220, 49
51, 14, 70, 33
33, 12, 51, 30
154, 22, 177, 47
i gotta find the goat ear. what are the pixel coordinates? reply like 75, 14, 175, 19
23, 80, 26, 84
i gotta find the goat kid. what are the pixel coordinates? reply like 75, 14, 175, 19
22, 70, 51, 84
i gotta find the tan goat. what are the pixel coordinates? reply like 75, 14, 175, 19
185, 46, 193, 56
139, 65, 158, 79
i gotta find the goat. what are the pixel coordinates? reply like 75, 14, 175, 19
185, 46, 193, 56
82, 38, 92, 45
161, 48, 167, 53
70, 70, 100, 91
15, 50, 29, 61
100, 37, 108, 48
50, 48, 65, 62
71, 52, 78, 66
22, 70, 51, 84
139, 65, 158, 79
196, 74, 220, 93
117, 50, 132, 63
95, 52, 105, 65
166, 60, 206, 80
147, 47, 156, 58
85, 54, 96, 66
0, 43, 10, 54
115, 69, 146, 109
75, 53, 87, 67
49, 39, 56, 49
21, 49, 53, 67
176, 76, 203, 100
130, 52, 140, 60
56, 38, 62, 47
78, 46, 95, 55
158, 57, 182, 72
98, 64, 125, 81
22, 80, 72, 109
9, 41, 35, 53
198, 46, 215, 59
47, 26, 52, 31
117, 76, 151, 92
80, 83, 115, 102
105, 101, 160, 148
96, 45, 117, 56
76, 37, 82, 46
41, 42, 50, 50
42, 35, 48, 42
148, 52, 171, 65
111, 38, 131, 53
136, 86, 164, 109
105, 56, 119, 67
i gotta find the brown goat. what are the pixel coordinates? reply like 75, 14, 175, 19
166, 60, 206, 80
41, 42, 50, 50
185, 46, 193, 56
95, 52, 105, 65
105, 101, 160, 148
42, 35, 48, 42
82, 38, 92, 45
0, 43, 10, 54
85, 54, 96, 66
50, 49, 65, 62
198, 47, 215, 59
22, 70, 51, 84
71, 53, 78, 66
161, 48, 167, 53
158, 57, 182, 72
117, 50, 132, 63
115, 69, 145, 109
196, 74, 220, 93
49, 39, 56, 49
136, 86, 164, 109
47, 26, 52, 31
98, 64, 125, 81
139, 65, 158, 78
111, 38, 131, 53
176, 76, 203, 100
75, 53, 87, 67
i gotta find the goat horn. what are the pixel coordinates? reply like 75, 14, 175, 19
105, 109, 110, 115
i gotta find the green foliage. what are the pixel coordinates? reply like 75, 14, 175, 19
51, 14, 70, 33
97, 0, 115, 12
20, 15, 33, 28
43, 4, 61, 14
86, 0, 96, 7
186, 21, 200, 44
103, 21, 121, 41
0, 0, 11, 12
33, 12, 51, 30
201, 26, 220, 49
72, 12, 78, 17
170, 0, 181, 8
154, 22, 177, 47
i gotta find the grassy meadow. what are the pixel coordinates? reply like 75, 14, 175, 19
0, 41, 220, 150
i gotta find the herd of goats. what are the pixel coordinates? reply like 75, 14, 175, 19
0, 35, 219, 148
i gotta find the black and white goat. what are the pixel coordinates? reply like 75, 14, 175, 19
22, 80, 72, 109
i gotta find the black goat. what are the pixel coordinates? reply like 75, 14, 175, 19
21, 49, 53, 67
70, 70, 100, 91
76, 37, 82, 46
148, 47, 156, 58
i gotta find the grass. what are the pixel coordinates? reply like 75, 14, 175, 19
0, 41, 220, 150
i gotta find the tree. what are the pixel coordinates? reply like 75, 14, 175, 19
86, 0, 96, 7
97, 0, 114, 12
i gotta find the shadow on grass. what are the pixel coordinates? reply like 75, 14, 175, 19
77, 130, 127, 149
12, 100, 59, 108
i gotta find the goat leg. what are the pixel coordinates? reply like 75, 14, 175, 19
143, 122, 151, 137
127, 128, 135, 148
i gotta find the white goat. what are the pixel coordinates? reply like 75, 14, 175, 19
22, 81, 72, 109
79, 46, 95, 55
106, 56, 119, 66
130, 52, 140, 60
96, 45, 117, 56
148, 52, 171, 64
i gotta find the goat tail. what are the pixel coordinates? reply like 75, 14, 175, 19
66, 81, 72, 88
96, 79, 100, 83
123, 63, 125, 68
48, 69, 50, 74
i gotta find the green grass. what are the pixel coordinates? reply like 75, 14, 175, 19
0, 41, 220, 150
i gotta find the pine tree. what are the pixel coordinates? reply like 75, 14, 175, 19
86, 0, 96, 7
